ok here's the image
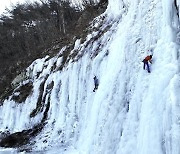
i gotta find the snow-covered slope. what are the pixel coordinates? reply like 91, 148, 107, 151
0, 0, 180, 153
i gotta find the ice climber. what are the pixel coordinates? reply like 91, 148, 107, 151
142, 55, 152, 73
93, 76, 99, 92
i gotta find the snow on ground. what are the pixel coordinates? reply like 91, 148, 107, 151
0, 0, 180, 154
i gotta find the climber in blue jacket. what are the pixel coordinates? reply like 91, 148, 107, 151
93, 76, 99, 92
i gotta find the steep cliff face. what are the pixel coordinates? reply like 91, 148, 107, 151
0, 0, 180, 153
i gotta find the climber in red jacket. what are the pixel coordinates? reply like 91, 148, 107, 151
142, 55, 152, 73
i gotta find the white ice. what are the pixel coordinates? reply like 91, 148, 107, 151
0, 0, 180, 154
